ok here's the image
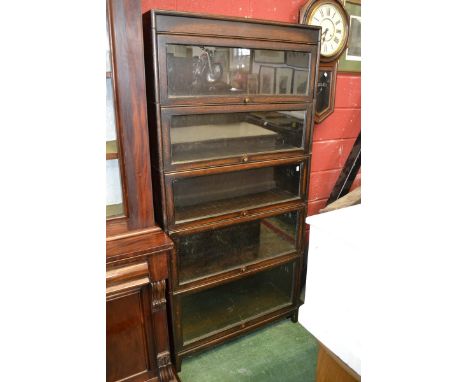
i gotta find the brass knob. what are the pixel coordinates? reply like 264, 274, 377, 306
241, 266, 246, 273
242, 155, 248, 163
244, 97, 250, 103
241, 211, 247, 217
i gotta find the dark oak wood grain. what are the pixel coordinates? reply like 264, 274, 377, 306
107, 230, 179, 382
107, 0, 155, 237
106, 1, 179, 381
143, 10, 319, 371
152, 10, 321, 44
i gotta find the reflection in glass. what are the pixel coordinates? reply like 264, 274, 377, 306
106, 13, 124, 220
316, 70, 331, 114
173, 163, 301, 223
106, 159, 124, 217
170, 110, 305, 164
166, 44, 310, 97
176, 211, 298, 283
181, 262, 294, 343
106, 78, 117, 142
106, 19, 111, 72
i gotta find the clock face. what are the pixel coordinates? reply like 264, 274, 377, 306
308, 2, 347, 58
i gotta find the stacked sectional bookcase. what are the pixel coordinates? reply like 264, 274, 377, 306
143, 10, 320, 371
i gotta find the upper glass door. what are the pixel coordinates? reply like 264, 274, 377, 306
157, 35, 317, 106
106, 11, 125, 219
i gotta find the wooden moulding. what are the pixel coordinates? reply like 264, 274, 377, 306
106, 227, 173, 263
106, 229, 179, 382
107, 0, 155, 237
151, 10, 321, 45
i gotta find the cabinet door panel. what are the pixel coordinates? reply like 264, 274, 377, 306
174, 210, 300, 285
179, 261, 296, 345
106, 291, 152, 382
157, 35, 317, 106
160, 104, 313, 171
168, 160, 305, 226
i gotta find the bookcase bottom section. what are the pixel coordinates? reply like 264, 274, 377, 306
174, 308, 299, 372
173, 260, 300, 353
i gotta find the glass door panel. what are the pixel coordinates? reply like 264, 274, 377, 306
106, 159, 124, 217
180, 262, 295, 344
168, 110, 306, 164
165, 44, 311, 98
175, 210, 299, 284
106, 77, 117, 143
106, 14, 125, 218
172, 162, 302, 223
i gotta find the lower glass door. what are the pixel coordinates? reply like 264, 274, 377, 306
174, 210, 300, 284
180, 261, 295, 345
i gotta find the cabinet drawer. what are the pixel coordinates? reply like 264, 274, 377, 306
156, 35, 318, 106
165, 158, 307, 228
173, 209, 302, 287
160, 104, 313, 171
178, 261, 296, 345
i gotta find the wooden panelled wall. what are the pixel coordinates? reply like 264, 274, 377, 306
141, 0, 361, 218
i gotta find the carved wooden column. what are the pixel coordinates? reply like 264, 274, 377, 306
149, 254, 179, 382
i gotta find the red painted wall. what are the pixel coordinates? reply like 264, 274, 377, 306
141, 0, 361, 216
308, 73, 361, 215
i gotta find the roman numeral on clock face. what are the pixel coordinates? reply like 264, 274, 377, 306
337, 29, 342, 34
320, 9, 324, 17
336, 19, 341, 25
334, 36, 339, 44
324, 44, 327, 52
327, 7, 330, 16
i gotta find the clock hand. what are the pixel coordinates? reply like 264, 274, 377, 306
321, 28, 329, 41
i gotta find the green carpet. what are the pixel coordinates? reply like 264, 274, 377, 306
179, 320, 318, 382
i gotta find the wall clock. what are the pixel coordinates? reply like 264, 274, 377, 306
315, 61, 337, 123
300, 0, 349, 123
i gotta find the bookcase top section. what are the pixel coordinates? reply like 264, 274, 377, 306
146, 10, 321, 45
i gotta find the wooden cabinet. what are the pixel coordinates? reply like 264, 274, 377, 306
143, 10, 320, 371
107, 230, 178, 382
106, 1, 178, 381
